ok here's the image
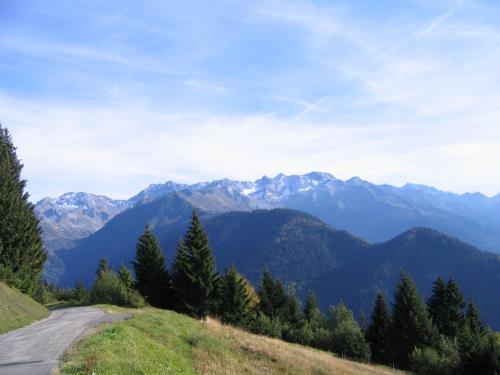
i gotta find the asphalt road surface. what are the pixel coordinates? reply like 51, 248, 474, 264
0, 306, 127, 375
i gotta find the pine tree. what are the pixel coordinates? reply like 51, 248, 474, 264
390, 273, 438, 368
427, 277, 448, 334
444, 278, 466, 337
117, 264, 134, 290
174, 211, 218, 318
0, 124, 46, 295
96, 257, 110, 278
304, 290, 324, 328
257, 269, 289, 320
286, 290, 305, 329
170, 239, 191, 312
367, 293, 391, 364
74, 281, 89, 303
217, 265, 253, 326
465, 300, 484, 334
328, 302, 371, 362
132, 225, 169, 307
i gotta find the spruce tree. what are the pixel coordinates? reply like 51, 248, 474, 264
170, 239, 191, 312
217, 265, 253, 326
444, 278, 466, 337
367, 293, 391, 364
304, 290, 324, 328
117, 264, 134, 290
390, 273, 438, 368
96, 257, 110, 278
0, 124, 46, 295
132, 225, 169, 307
465, 300, 484, 334
175, 211, 218, 318
427, 277, 447, 333
286, 290, 305, 329
257, 269, 289, 320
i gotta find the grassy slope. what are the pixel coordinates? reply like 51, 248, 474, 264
0, 281, 49, 334
60, 307, 406, 375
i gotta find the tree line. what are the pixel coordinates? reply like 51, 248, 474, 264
83, 211, 500, 374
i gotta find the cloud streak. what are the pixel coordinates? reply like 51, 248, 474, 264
1, 0, 500, 200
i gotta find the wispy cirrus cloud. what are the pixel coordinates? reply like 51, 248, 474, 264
1, 0, 500, 200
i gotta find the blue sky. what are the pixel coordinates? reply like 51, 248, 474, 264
1, 0, 500, 201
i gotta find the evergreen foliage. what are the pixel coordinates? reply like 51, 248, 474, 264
0, 124, 46, 295
96, 257, 110, 278
173, 211, 219, 318
304, 290, 324, 328
367, 293, 391, 364
257, 269, 289, 320
390, 273, 438, 368
427, 277, 448, 334
217, 265, 254, 327
465, 300, 484, 334
74, 281, 89, 304
444, 278, 466, 337
132, 225, 169, 308
117, 265, 134, 290
327, 302, 371, 362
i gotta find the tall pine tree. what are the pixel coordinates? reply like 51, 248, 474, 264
217, 265, 253, 326
390, 273, 438, 368
304, 290, 324, 329
367, 293, 391, 364
0, 124, 46, 295
132, 225, 169, 307
257, 269, 289, 320
172, 211, 218, 318
427, 277, 448, 334
444, 278, 466, 337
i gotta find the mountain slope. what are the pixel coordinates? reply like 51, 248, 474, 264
60, 201, 500, 329
59, 307, 406, 375
38, 172, 500, 257
0, 282, 49, 334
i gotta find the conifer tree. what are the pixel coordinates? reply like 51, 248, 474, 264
257, 269, 289, 320
304, 290, 324, 328
390, 273, 438, 368
427, 277, 448, 333
117, 264, 134, 290
0, 124, 46, 295
170, 239, 191, 312
465, 300, 484, 334
444, 278, 466, 336
328, 302, 371, 362
74, 281, 89, 303
132, 225, 169, 307
96, 257, 110, 278
217, 265, 253, 326
286, 290, 305, 329
367, 293, 391, 364
174, 211, 218, 318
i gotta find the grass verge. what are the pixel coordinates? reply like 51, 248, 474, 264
0, 281, 49, 334
59, 306, 406, 375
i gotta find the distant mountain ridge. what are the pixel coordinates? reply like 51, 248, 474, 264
37, 172, 500, 262
59, 199, 500, 329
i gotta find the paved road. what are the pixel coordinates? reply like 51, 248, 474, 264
0, 306, 127, 375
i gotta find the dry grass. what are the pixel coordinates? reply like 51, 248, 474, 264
59, 307, 408, 375
195, 317, 406, 375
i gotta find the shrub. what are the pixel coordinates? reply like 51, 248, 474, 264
410, 336, 460, 375
90, 270, 145, 307
249, 312, 284, 338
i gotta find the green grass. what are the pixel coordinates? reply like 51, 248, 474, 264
0, 281, 49, 334
60, 306, 406, 375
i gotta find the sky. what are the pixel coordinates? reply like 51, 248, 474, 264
1, 0, 500, 201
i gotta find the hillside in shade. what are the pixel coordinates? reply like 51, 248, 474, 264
60, 192, 500, 329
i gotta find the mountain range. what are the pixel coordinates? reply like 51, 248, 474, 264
35, 172, 500, 328
37, 172, 500, 256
